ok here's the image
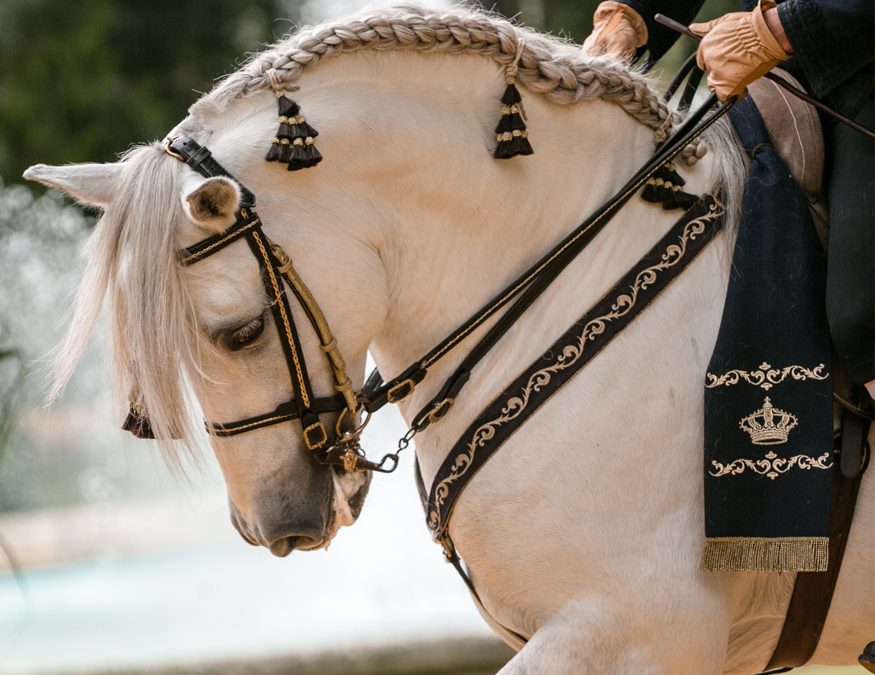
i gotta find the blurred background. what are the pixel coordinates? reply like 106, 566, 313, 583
0, 0, 860, 673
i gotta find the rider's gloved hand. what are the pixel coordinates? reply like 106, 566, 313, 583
582, 1, 648, 62
689, 0, 792, 101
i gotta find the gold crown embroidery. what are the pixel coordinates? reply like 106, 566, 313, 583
739, 396, 798, 445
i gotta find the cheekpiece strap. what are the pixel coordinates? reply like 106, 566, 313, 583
164, 134, 333, 453
165, 136, 256, 208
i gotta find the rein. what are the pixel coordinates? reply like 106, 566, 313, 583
159, 94, 734, 476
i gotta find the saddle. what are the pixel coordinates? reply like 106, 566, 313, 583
747, 68, 829, 247
747, 70, 872, 425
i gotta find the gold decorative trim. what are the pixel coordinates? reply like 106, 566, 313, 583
705, 362, 828, 391
702, 536, 829, 572
180, 217, 261, 265
739, 396, 798, 445
427, 201, 725, 534
251, 230, 311, 409
709, 449, 833, 480
495, 129, 528, 142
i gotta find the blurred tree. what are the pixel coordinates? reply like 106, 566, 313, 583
492, 0, 599, 41
0, 0, 301, 183
0, 340, 23, 465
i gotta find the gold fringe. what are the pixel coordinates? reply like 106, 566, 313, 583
702, 537, 829, 572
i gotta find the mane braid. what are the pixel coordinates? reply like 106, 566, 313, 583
189, 4, 700, 162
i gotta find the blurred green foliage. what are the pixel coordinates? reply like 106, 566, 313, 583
0, 0, 300, 183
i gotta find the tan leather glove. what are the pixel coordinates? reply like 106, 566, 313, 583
689, 0, 791, 100
582, 1, 648, 62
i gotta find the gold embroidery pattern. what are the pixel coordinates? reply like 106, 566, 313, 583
709, 449, 833, 481
427, 201, 725, 535
739, 396, 798, 445
705, 362, 828, 391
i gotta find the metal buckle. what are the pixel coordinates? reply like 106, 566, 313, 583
427, 398, 454, 425
438, 532, 455, 562
163, 136, 185, 161
269, 242, 294, 276
387, 379, 415, 403
303, 421, 328, 450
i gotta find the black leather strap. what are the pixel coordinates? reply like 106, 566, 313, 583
166, 135, 335, 452
167, 136, 256, 207
208, 394, 348, 436
763, 413, 869, 671
179, 212, 262, 266
424, 195, 725, 540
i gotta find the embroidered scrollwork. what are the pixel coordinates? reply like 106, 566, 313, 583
709, 450, 833, 481
428, 202, 724, 534
705, 362, 828, 391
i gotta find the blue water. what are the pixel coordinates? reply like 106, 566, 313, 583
0, 408, 490, 674
0, 541, 486, 673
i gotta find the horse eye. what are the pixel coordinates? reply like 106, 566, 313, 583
228, 315, 265, 350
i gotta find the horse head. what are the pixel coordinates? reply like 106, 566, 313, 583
23, 141, 382, 556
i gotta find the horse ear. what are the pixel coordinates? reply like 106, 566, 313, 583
183, 176, 241, 234
22, 163, 121, 209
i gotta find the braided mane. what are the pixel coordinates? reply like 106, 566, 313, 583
188, 4, 688, 153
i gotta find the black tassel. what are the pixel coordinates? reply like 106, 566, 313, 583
122, 403, 154, 439
265, 94, 322, 171
641, 162, 698, 210
285, 138, 322, 170
494, 83, 533, 159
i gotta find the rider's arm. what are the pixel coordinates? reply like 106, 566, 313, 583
583, 0, 705, 61
776, 0, 874, 100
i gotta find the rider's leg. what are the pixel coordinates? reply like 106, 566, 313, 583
825, 95, 874, 395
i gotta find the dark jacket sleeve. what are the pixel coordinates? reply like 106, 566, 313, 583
777, 0, 874, 102
621, 0, 706, 61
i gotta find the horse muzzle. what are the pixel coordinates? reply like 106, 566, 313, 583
228, 466, 371, 557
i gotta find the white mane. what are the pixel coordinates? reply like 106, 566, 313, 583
184, 4, 687, 153
48, 144, 205, 467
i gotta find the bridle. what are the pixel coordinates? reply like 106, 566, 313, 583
166, 136, 370, 472
159, 93, 733, 474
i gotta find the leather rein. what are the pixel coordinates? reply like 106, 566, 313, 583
162, 94, 733, 473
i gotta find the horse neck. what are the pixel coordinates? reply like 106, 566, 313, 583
325, 54, 677, 414
197, 49, 715, 435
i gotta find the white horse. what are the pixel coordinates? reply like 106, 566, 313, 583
23, 5, 874, 673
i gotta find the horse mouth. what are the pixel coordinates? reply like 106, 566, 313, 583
326, 469, 371, 540
268, 535, 326, 557
266, 476, 369, 557
232, 469, 372, 557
